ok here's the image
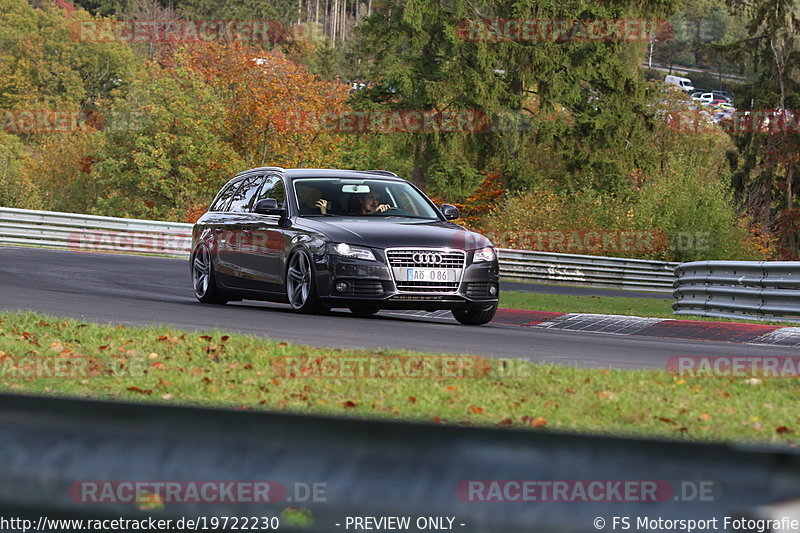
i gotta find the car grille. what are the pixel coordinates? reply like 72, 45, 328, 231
386, 249, 465, 293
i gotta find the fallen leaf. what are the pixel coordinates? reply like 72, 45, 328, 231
565, 387, 575, 394
198, 335, 213, 342
698, 413, 712, 421
126, 386, 152, 395
220, 336, 230, 342
342, 401, 357, 408
657, 417, 677, 425
498, 418, 513, 426
530, 417, 547, 428
597, 391, 617, 401
777, 426, 795, 434
433, 416, 442, 423
445, 385, 458, 392
161, 393, 173, 400
50, 342, 64, 353
408, 396, 417, 404
468, 405, 484, 415
151, 362, 167, 370
148, 352, 159, 359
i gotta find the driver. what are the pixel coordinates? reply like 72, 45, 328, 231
359, 192, 390, 214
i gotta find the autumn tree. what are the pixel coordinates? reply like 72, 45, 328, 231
184, 40, 352, 168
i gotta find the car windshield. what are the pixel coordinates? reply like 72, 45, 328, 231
293, 177, 441, 219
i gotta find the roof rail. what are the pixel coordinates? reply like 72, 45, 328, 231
236, 166, 286, 176
357, 169, 399, 178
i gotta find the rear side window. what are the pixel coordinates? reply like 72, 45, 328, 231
210, 179, 242, 212
228, 175, 264, 212
255, 175, 286, 208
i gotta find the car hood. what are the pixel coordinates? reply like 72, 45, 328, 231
297, 217, 492, 250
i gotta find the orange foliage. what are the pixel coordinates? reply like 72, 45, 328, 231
429, 172, 506, 231
183, 41, 351, 168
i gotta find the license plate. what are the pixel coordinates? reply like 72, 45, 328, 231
401, 268, 457, 282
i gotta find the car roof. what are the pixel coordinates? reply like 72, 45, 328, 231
234, 167, 407, 182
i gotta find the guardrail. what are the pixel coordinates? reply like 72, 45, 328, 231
0, 207, 192, 257
0, 207, 677, 292
3, 392, 800, 532
498, 249, 678, 293
673, 260, 800, 322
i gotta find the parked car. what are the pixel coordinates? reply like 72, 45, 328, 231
190, 168, 500, 325
691, 92, 714, 104
711, 90, 733, 103
665, 75, 694, 92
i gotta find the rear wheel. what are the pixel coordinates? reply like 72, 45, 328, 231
286, 250, 327, 314
349, 306, 380, 317
452, 303, 497, 326
191, 245, 229, 304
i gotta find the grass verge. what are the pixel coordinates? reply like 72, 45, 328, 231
0, 310, 797, 445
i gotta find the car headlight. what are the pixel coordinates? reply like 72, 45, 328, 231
473, 246, 496, 263
328, 243, 377, 261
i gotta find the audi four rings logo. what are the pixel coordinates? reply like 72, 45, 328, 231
413, 252, 443, 264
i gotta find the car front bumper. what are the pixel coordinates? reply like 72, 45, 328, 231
313, 250, 499, 311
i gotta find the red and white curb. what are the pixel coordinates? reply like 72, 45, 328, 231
493, 309, 800, 346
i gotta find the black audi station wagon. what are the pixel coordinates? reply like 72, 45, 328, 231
190, 167, 499, 325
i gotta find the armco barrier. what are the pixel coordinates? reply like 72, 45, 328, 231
0, 206, 193, 257
0, 207, 676, 291
498, 249, 677, 292
673, 260, 800, 322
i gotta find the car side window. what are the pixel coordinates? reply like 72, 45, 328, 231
255, 175, 286, 208
228, 175, 264, 212
210, 179, 243, 212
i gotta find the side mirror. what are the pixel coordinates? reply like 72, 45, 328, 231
254, 198, 285, 216
440, 204, 460, 220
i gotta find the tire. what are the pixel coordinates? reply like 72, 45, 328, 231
452, 303, 498, 326
191, 244, 229, 304
349, 306, 380, 317
286, 249, 327, 314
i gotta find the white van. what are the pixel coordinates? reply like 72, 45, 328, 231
665, 75, 694, 92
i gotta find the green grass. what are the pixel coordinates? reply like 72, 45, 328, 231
0, 310, 798, 445
500, 291, 675, 317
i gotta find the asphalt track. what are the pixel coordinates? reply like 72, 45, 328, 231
1, 247, 797, 369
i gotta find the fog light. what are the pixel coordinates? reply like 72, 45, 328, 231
335, 281, 350, 292
489, 284, 497, 296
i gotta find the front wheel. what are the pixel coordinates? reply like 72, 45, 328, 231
452, 304, 497, 326
191, 244, 229, 304
286, 250, 327, 314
